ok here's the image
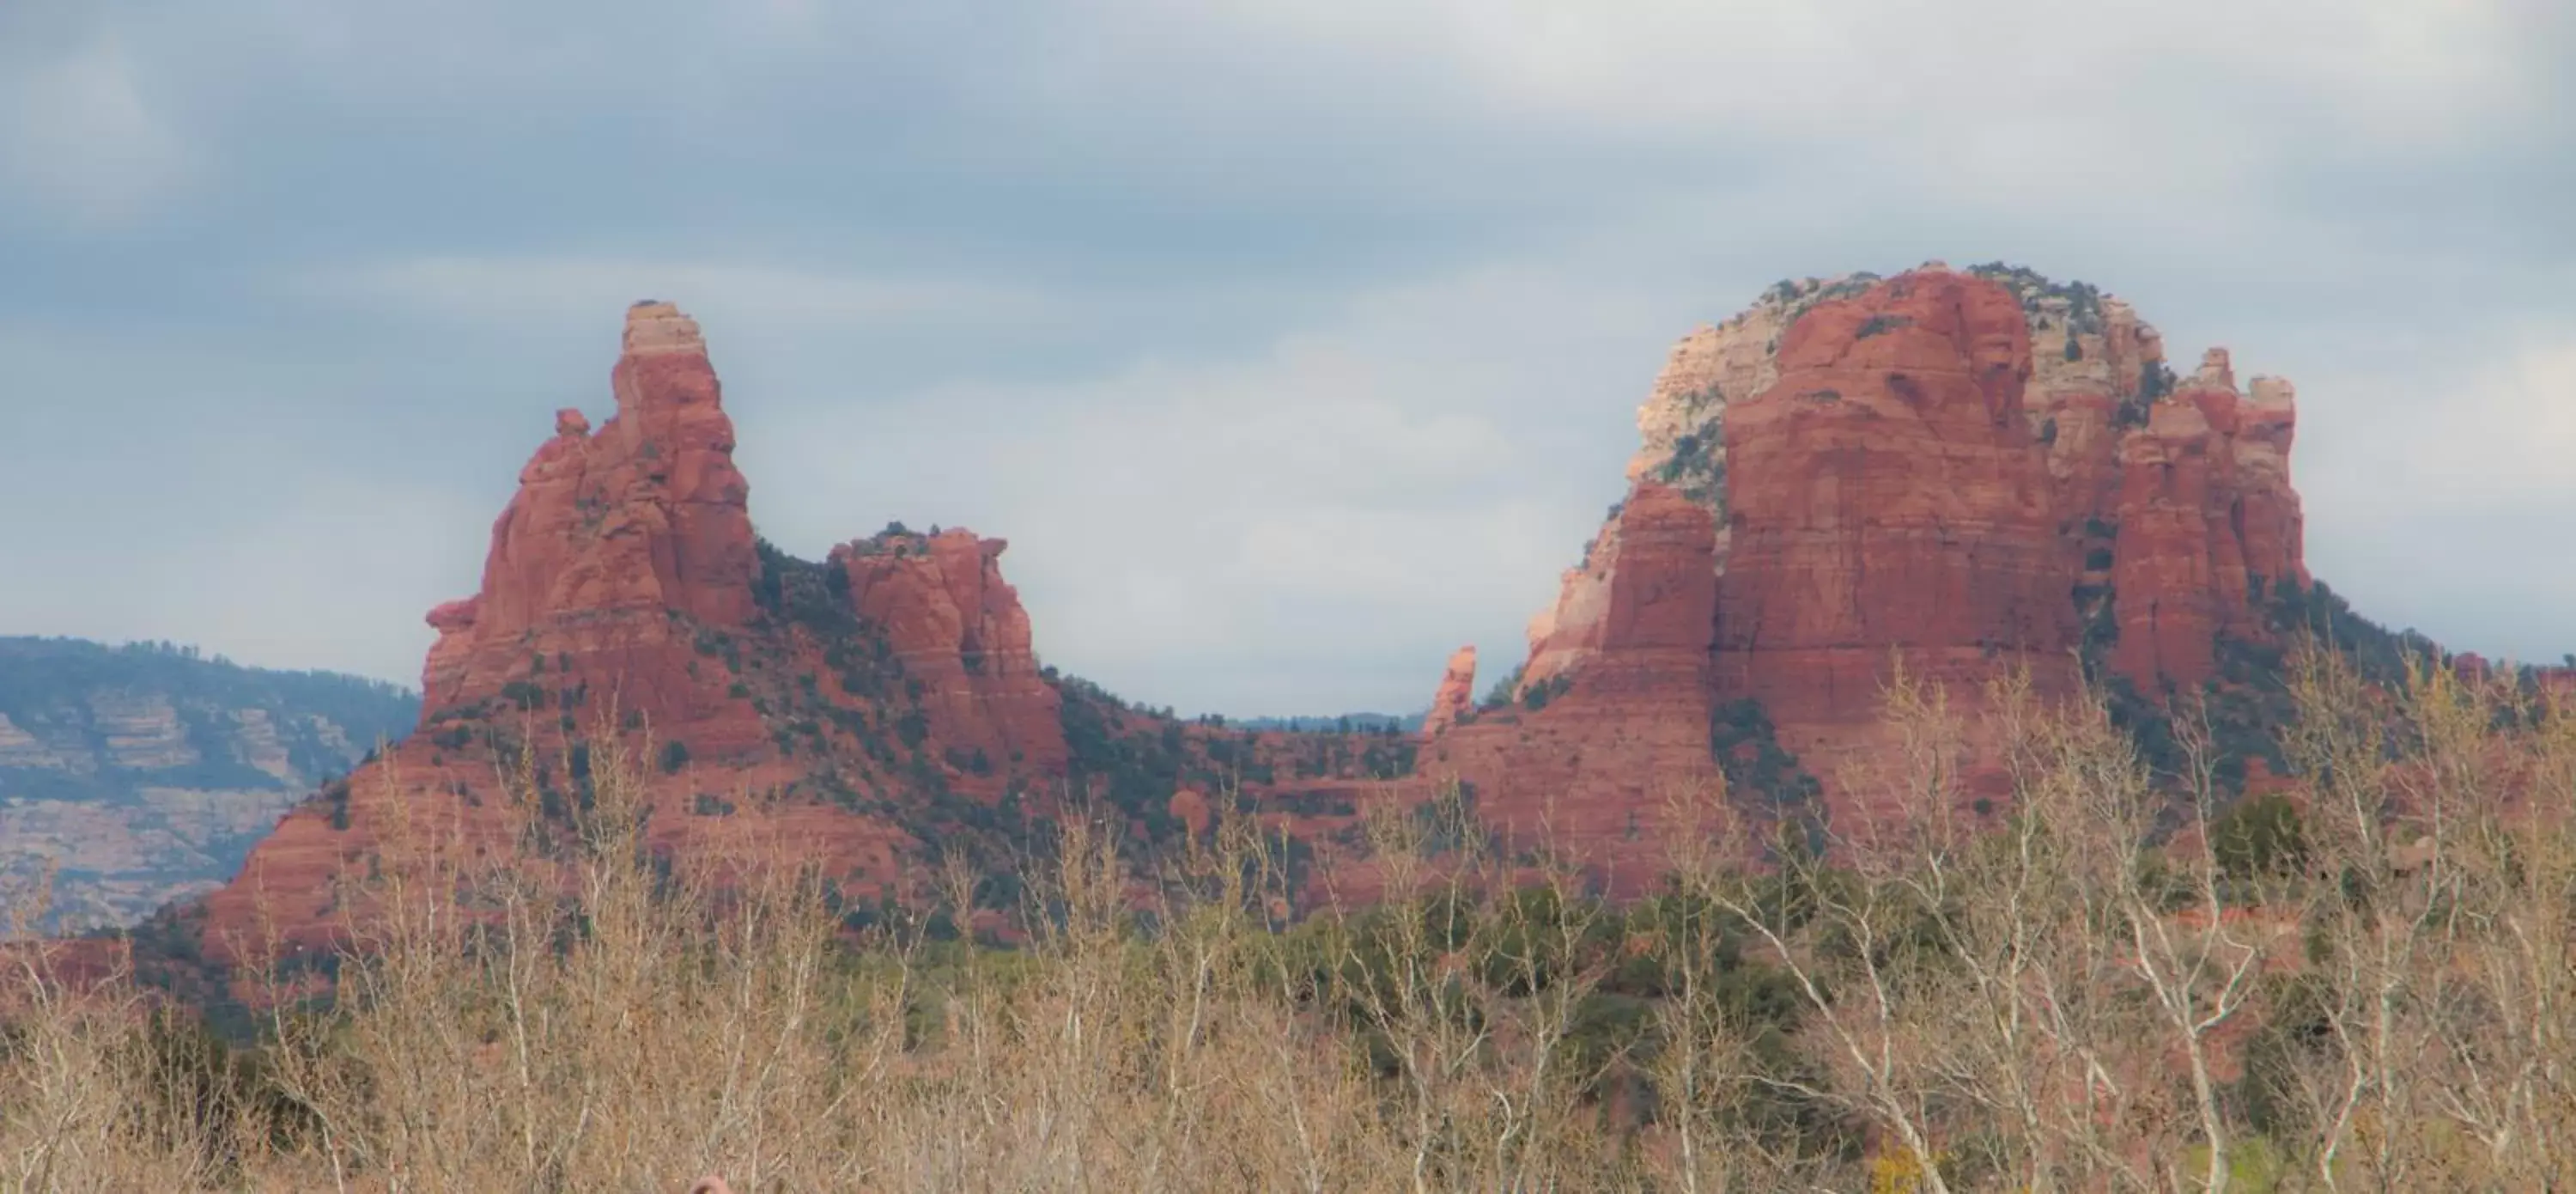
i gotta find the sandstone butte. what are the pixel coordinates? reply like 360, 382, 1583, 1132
1419, 264, 2325, 874
184, 301, 1406, 967
169, 265, 2415, 966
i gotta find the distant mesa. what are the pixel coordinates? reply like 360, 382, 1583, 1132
0, 637, 416, 933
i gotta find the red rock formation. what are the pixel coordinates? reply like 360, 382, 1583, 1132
2236, 374, 2308, 594
184, 265, 2339, 967
2111, 356, 2241, 690
2021, 283, 2164, 524
1518, 289, 1819, 702
199, 303, 896, 959
190, 300, 1393, 966
1420, 646, 1478, 736
418, 302, 765, 754
1519, 529, 1621, 698
1417, 484, 1722, 879
831, 529, 1067, 795
1711, 269, 2081, 728
2108, 349, 2308, 692
1485, 265, 2321, 841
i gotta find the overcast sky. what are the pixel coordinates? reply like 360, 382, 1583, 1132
3, 0, 2571, 716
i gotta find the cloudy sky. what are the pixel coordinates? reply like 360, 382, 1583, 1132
2, 0, 2571, 716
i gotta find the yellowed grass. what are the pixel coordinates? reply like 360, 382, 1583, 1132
7, 649, 2576, 1191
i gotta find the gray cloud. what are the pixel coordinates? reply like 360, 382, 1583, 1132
1, 30, 191, 223
2, 0, 2570, 714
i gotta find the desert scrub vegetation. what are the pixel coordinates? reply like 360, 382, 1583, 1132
9, 646, 2576, 1190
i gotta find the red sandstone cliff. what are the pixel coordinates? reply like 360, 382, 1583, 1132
191, 302, 1384, 964
202, 304, 893, 959
1431, 263, 2312, 844
419, 302, 767, 757
2105, 350, 2307, 693
184, 266, 2330, 968
1711, 268, 2079, 725
831, 530, 1068, 795
1418, 485, 1722, 873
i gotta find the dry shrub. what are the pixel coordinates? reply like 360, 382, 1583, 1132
9, 649, 2576, 1191
3, 717, 1733, 1191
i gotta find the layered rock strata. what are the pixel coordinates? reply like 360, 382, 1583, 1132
191, 302, 1387, 966
1416, 485, 1722, 875
1425, 263, 2310, 838
831, 530, 1068, 795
